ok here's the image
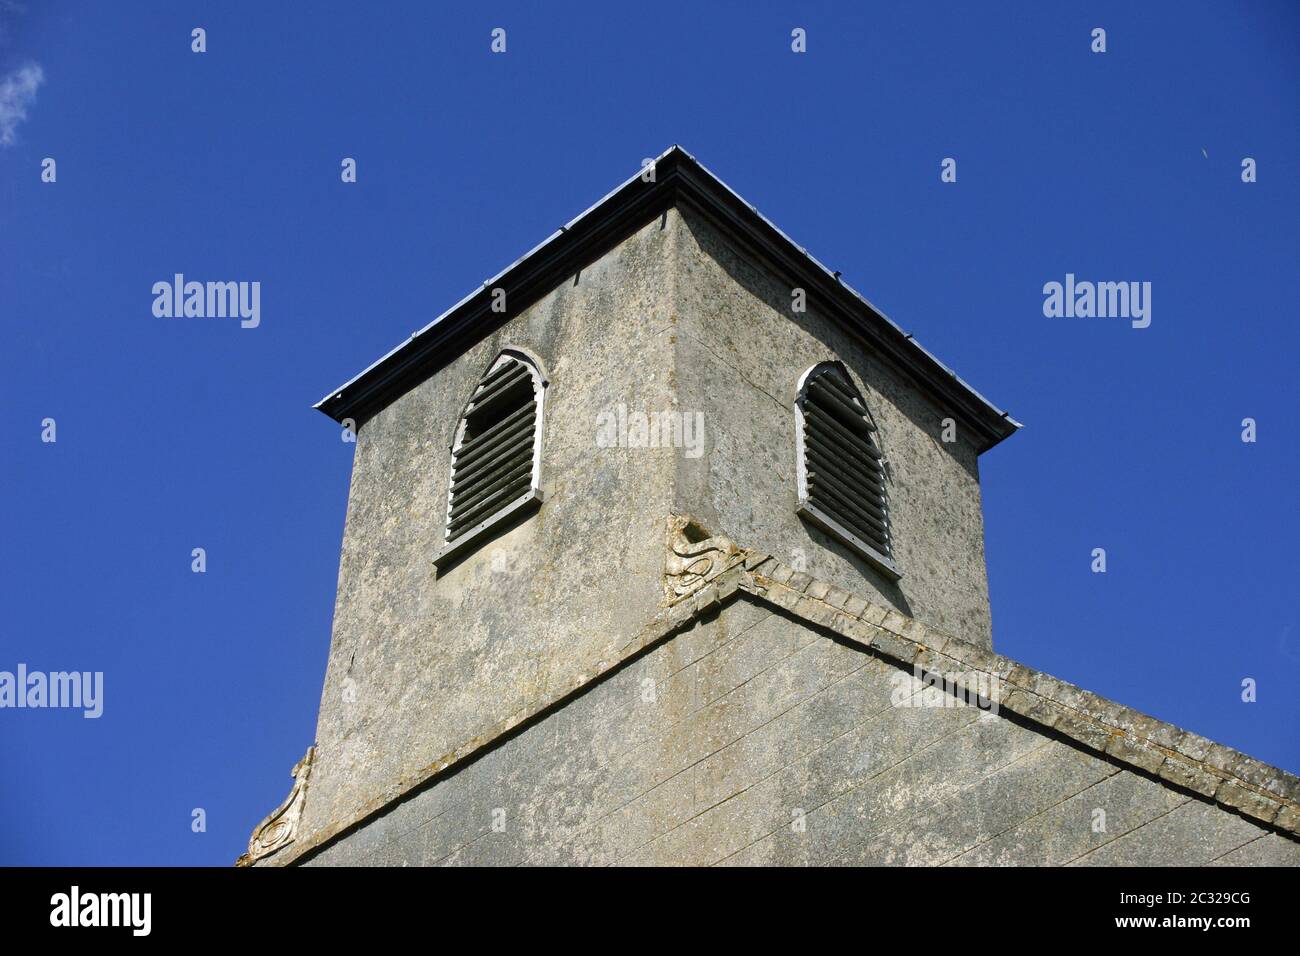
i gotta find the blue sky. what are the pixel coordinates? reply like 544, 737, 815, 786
1, 2, 1296, 866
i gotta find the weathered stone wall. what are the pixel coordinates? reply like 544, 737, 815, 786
669, 205, 995, 647
301, 196, 1009, 847
299, 595, 1297, 867
300, 213, 683, 840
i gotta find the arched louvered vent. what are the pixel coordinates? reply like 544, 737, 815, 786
434, 349, 546, 568
795, 362, 900, 579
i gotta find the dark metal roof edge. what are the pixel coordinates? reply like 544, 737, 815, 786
669, 155, 1019, 453
314, 145, 1020, 452
314, 146, 683, 425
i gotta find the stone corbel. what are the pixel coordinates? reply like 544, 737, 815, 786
665, 515, 747, 603
235, 745, 316, 867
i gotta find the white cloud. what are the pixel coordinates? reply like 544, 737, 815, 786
0, 61, 43, 146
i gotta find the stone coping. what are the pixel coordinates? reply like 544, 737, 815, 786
253, 524, 1298, 865
739, 553, 1298, 836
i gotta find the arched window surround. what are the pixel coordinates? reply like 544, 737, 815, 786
794, 361, 901, 580
433, 347, 547, 569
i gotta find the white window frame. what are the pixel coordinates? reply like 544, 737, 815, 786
433, 347, 547, 569
794, 361, 901, 581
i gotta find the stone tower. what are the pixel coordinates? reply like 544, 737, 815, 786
239, 147, 1300, 867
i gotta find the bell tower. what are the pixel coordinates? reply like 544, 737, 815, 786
241, 147, 1041, 866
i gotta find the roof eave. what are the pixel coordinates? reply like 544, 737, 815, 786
314, 145, 1020, 453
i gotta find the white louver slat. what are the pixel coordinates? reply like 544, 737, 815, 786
446, 358, 538, 542
800, 368, 893, 561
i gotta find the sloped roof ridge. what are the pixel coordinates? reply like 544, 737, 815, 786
255, 518, 1297, 865
658, 515, 1298, 836
724, 556, 1299, 836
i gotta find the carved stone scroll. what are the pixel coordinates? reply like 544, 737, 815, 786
235, 745, 315, 867
665, 516, 746, 603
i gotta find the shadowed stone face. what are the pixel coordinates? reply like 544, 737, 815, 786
668, 205, 995, 646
